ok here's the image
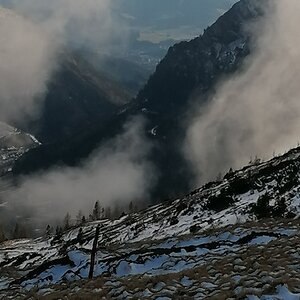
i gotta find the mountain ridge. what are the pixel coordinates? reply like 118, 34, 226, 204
1, 142, 300, 298
26, 50, 132, 144
12, 0, 270, 200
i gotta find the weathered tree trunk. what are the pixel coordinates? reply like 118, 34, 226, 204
88, 224, 100, 279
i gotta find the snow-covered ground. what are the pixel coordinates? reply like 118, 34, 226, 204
1, 146, 300, 298
1, 219, 299, 299
0, 122, 40, 176
249, 285, 300, 300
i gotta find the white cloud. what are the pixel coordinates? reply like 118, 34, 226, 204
0, 7, 57, 123
185, 1, 300, 185
4, 117, 155, 224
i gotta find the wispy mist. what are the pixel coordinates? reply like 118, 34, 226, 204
0, 1, 147, 229
6, 0, 128, 52
0, 7, 57, 123
0, 0, 127, 123
185, 0, 300, 185
3, 117, 155, 224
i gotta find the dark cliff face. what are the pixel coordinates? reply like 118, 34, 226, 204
24, 51, 131, 144
13, 0, 268, 200
124, 0, 267, 198
135, 0, 265, 115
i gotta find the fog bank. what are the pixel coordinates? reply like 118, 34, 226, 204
3, 117, 155, 224
185, 1, 300, 185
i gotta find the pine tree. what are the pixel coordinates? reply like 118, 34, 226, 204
105, 206, 111, 220
129, 201, 134, 214
45, 225, 53, 238
56, 226, 62, 235
52, 226, 63, 243
63, 213, 71, 230
77, 228, 84, 245
76, 210, 84, 226
0, 225, 6, 243
133, 203, 139, 213
113, 204, 120, 220
93, 201, 101, 220
253, 194, 271, 219
216, 172, 222, 182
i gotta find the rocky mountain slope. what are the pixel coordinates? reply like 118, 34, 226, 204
12, 0, 268, 200
26, 51, 132, 144
1, 145, 300, 299
0, 122, 40, 177
0, 50, 131, 178
135, 0, 264, 115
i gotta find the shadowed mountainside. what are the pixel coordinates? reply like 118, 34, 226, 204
14, 0, 267, 200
